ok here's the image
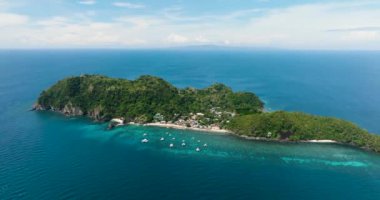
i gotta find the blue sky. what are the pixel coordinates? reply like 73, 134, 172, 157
0, 0, 380, 49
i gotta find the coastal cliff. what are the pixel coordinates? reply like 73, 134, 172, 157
34, 74, 380, 153
33, 102, 105, 121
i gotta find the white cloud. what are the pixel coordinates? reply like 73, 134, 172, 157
166, 33, 189, 43
194, 36, 209, 43
78, 0, 96, 5
37, 17, 68, 26
116, 16, 161, 28
341, 31, 380, 42
112, 2, 145, 9
246, 2, 380, 49
1, 1, 380, 49
162, 6, 263, 22
3, 17, 151, 48
327, 26, 380, 32
0, 12, 28, 27
23, 22, 142, 46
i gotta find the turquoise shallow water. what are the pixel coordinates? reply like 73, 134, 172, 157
1, 49, 380, 199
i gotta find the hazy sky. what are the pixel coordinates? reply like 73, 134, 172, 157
1, 0, 380, 49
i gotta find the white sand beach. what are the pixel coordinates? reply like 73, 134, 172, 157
235, 135, 337, 143
143, 122, 231, 134
306, 140, 337, 143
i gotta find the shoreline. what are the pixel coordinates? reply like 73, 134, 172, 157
141, 122, 231, 134
235, 134, 337, 143
304, 139, 337, 143
136, 122, 337, 144
34, 111, 338, 144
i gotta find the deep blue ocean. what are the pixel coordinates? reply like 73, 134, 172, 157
1, 49, 380, 199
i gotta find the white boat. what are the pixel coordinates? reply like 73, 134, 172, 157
141, 138, 149, 143
181, 142, 186, 146
172, 137, 175, 140
169, 143, 174, 148
196, 147, 201, 152
160, 137, 165, 141
203, 143, 207, 147
143, 133, 147, 136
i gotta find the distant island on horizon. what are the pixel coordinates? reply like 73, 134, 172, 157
33, 74, 380, 153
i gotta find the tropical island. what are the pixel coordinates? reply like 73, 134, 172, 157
33, 75, 380, 152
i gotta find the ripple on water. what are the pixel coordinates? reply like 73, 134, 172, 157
281, 156, 368, 167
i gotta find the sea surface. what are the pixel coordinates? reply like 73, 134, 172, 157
1, 49, 380, 199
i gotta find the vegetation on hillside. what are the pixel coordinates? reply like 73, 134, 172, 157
227, 111, 380, 152
37, 75, 263, 123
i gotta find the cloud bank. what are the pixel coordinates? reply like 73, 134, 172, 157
0, 1, 379, 49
